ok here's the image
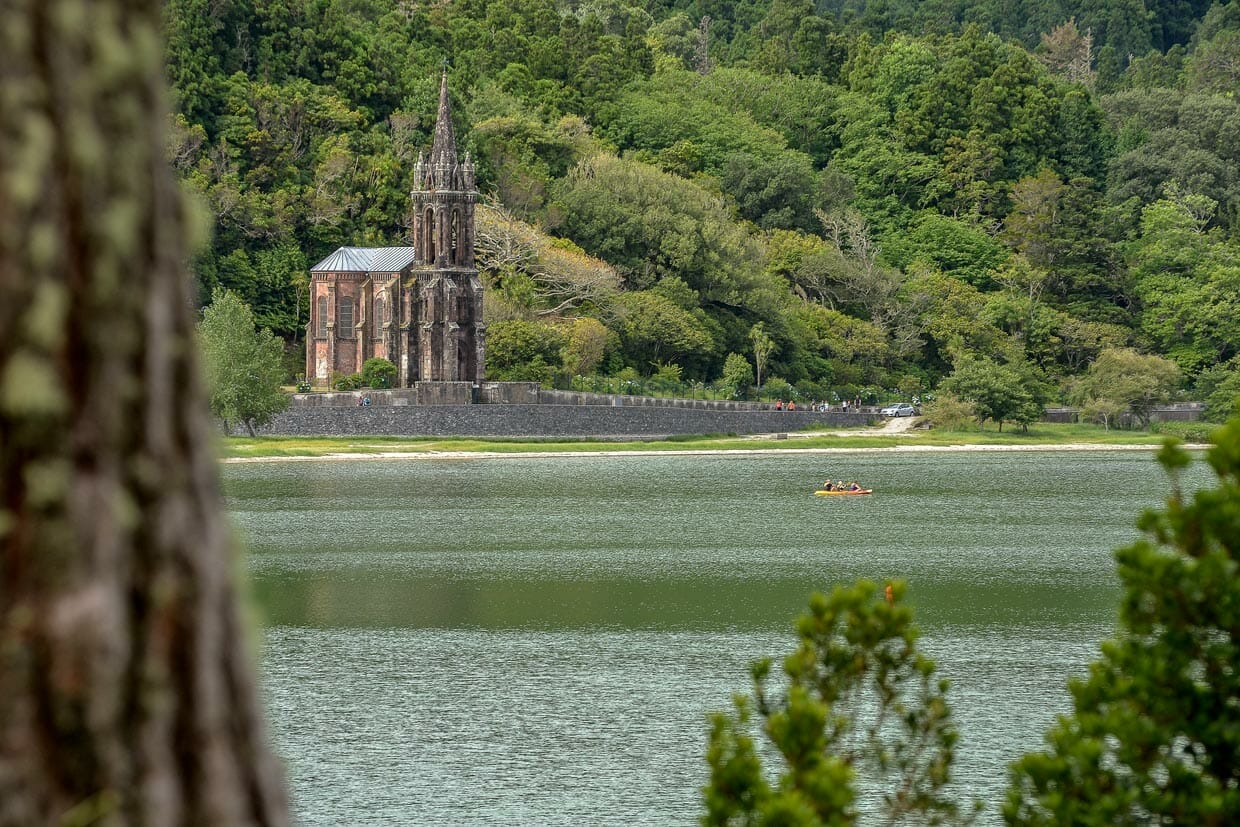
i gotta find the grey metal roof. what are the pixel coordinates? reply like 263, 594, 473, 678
310, 246, 418, 273
369, 247, 419, 272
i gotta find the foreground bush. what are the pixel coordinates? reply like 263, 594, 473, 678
703, 581, 972, 826
1006, 421, 1240, 824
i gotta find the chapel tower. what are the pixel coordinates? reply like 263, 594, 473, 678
307, 73, 484, 389
407, 72, 485, 385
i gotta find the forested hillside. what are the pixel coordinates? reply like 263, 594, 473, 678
164, 0, 1240, 411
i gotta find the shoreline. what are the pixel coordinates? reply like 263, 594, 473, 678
222, 442, 1205, 464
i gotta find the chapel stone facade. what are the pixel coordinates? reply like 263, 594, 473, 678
306, 73, 485, 388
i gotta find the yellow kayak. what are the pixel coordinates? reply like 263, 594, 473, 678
814, 488, 872, 496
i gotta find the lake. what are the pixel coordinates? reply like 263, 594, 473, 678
226, 449, 1205, 825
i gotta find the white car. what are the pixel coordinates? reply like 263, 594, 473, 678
880, 402, 918, 417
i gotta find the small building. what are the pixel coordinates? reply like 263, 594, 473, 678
306, 73, 485, 388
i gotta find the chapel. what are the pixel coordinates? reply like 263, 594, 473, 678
306, 73, 485, 388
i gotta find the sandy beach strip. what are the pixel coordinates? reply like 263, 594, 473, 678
222, 442, 1203, 464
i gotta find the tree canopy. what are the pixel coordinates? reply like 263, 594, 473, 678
161, 0, 1240, 406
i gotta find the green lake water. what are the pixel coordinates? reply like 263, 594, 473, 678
227, 450, 1207, 825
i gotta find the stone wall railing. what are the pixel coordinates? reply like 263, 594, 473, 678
1044, 404, 1204, 424
291, 384, 798, 411
536, 388, 772, 411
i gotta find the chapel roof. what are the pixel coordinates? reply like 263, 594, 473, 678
310, 246, 418, 273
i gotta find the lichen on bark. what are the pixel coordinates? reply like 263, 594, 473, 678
0, 1, 289, 824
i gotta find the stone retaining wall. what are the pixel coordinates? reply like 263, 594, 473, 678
252, 404, 875, 438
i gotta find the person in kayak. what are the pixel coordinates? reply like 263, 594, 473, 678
821, 480, 835, 490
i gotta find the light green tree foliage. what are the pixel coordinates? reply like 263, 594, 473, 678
833, 28, 1091, 229
1006, 423, 1240, 824
1195, 358, 1240, 423
920, 395, 977, 431
939, 355, 1043, 431
475, 203, 622, 317
703, 582, 969, 826
467, 86, 583, 217
987, 256, 1053, 353
1078, 396, 1128, 431
601, 65, 823, 175
792, 304, 890, 381
679, 68, 840, 166
721, 352, 755, 397
485, 319, 567, 383
198, 288, 289, 436
902, 269, 1006, 365
1128, 192, 1240, 374
552, 154, 763, 302
1051, 315, 1131, 374
1070, 347, 1181, 427
611, 290, 717, 376
813, 209, 912, 343
561, 317, 611, 375
883, 213, 1009, 290
1003, 170, 1068, 273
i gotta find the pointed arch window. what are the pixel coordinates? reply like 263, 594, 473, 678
450, 208, 462, 265
316, 296, 328, 338
339, 297, 354, 337
424, 207, 436, 262
373, 296, 385, 337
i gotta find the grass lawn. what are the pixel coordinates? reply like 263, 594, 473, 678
219, 421, 1193, 459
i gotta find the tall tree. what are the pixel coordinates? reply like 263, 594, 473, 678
750, 322, 776, 389
0, 0, 288, 823
1070, 347, 1181, 427
199, 288, 290, 437
940, 355, 1042, 431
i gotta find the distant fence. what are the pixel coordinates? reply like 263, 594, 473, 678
289, 382, 828, 413
1044, 403, 1204, 425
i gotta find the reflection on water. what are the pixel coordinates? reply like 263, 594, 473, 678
229, 450, 1203, 825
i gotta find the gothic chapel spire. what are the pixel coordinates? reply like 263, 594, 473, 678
428, 71, 457, 189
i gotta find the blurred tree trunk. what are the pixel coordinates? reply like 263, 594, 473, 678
0, 1, 289, 825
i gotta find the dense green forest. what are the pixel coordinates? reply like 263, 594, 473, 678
164, 0, 1240, 413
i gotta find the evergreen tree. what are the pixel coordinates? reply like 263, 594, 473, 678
703, 582, 972, 826
1007, 422, 1240, 824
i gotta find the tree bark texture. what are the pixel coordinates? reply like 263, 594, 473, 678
0, 1, 289, 824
